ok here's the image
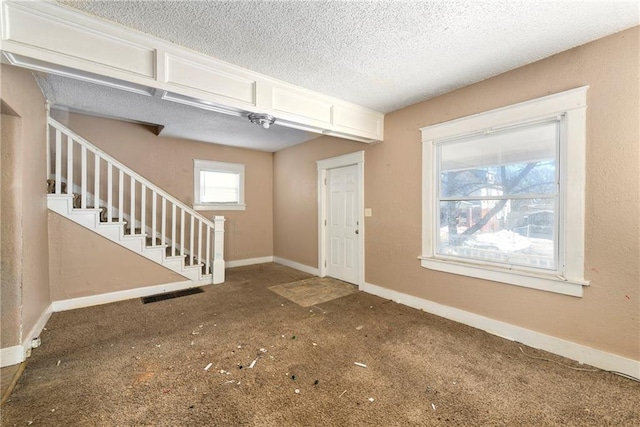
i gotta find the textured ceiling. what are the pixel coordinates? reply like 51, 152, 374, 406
59, 0, 639, 113
42, 0, 639, 150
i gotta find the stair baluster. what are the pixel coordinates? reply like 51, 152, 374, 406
171, 203, 177, 257
107, 163, 113, 222
151, 190, 157, 243
66, 130, 72, 195
55, 129, 62, 194
141, 184, 146, 236
130, 177, 136, 235
94, 153, 100, 205
81, 145, 87, 209
161, 198, 167, 247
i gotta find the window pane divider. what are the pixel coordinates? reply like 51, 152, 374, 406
440, 194, 557, 202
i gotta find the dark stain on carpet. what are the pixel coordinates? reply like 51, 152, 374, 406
141, 287, 204, 304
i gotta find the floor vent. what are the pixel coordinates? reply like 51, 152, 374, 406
142, 287, 204, 304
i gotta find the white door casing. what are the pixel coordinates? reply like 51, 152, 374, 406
317, 151, 365, 287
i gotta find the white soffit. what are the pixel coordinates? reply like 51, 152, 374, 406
58, 0, 640, 113
35, 73, 317, 152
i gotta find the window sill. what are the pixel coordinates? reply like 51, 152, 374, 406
194, 204, 246, 211
418, 256, 588, 297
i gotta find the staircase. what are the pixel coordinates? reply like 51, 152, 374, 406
46, 117, 225, 285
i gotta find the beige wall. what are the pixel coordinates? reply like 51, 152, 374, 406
273, 27, 640, 361
273, 135, 364, 267
1, 114, 23, 348
0, 64, 51, 346
51, 111, 274, 262
48, 212, 183, 300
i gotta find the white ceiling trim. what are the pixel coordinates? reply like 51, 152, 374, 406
1, 0, 384, 144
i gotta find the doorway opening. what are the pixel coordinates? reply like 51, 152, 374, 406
317, 151, 364, 287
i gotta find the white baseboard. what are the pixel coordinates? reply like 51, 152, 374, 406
0, 345, 24, 368
1, 303, 53, 368
50, 255, 306, 312
22, 303, 53, 356
362, 281, 640, 381
273, 257, 319, 276
52, 279, 213, 312
225, 256, 274, 268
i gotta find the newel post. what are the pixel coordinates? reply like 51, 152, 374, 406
213, 215, 226, 284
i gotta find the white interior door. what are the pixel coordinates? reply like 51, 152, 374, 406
326, 164, 360, 284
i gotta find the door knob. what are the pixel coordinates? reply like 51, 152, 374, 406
355, 229, 359, 234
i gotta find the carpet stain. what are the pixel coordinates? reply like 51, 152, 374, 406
133, 366, 157, 386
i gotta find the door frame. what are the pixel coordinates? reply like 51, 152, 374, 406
316, 151, 365, 288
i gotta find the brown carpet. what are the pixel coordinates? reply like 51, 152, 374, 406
2, 263, 638, 426
1, 363, 24, 405
269, 277, 358, 307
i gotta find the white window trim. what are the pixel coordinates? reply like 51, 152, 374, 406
193, 159, 246, 211
420, 86, 590, 297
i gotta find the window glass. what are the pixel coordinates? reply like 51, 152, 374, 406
436, 120, 558, 270
200, 171, 239, 204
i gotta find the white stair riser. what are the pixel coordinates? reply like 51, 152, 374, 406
141, 247, 165, 263
97, 223, 127, 240
48, 195, 212, 283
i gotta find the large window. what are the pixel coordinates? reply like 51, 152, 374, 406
193, 160, 245, 211
420, 87, 589, 297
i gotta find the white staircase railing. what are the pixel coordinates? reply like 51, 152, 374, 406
47, 117, 225, 284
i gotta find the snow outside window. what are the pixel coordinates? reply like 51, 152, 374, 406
193, 160, 245, 211
420, 87, 589, 297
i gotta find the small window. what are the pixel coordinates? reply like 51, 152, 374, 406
420, 87, 589, 297
193, 160, 245, 211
